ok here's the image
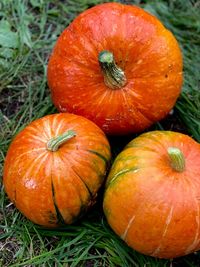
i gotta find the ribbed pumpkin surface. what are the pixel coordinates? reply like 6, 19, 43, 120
103, 131, 200, 258
4, 113, 111, 227
47, 3, 183, 134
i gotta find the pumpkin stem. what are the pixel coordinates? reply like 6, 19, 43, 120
167, 147, 185, 172
47, 130, 76, 152
98, 50, 127, 89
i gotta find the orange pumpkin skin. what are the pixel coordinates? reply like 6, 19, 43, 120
3, 113, 111, 227
47, 2, 183, 135
103, 131, 200, 259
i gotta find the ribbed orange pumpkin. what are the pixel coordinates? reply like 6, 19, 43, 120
47, 2, 183, 135
3, 113, 111, 227
103, 131, 200, 258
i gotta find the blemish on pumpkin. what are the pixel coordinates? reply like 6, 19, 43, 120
168, 64, 173, 70
24, 179, 37, 189
121, 214, 136, 241
136, 59, 143, 65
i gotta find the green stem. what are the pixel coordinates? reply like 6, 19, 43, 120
167, 147, 185, 172
47, 130, 76, 152
98, 50, 127, 89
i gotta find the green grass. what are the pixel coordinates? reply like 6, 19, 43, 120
0, 0, 200, 266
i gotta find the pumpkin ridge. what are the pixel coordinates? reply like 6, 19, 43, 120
42, 118, 54, 140
125, 144, 158, 152
86, 149, 109, 165
56, 52, 94, 73
23, 123, 47, 142
112, 155, 139, 164
56, 152, 103, 223
24, 132, 47, 143
11, 152, 50, 224
121, 10, 165, 73
135, 105, 157, 123
120, 89, 154, 124
123, 46, 152, 78
67, 149, 107, 181
53, 115, 78, 136
50, 155, 65, 225
66, 20, 99, 68
14, 151, 48, 204
151, 205, 174, 257
131, 103, 154, 124
127, 131, 171, 150
13, 148, 46, 165
139, 21, 182, 76
63, 136, 111, 159
106, 167, 140, 188
55, 154, 90, 219
71, 166, 93, 198
58, 151, 94, 198
108, 155, 139, 174
54, 118, 68, 136
88, 90, 109, 113
50, 155, 76, 225
51, 181, 65, 225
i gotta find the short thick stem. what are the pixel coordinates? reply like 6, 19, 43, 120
47, 130, 76, 152
167, 147, 185, 172
98, 50, 127, 89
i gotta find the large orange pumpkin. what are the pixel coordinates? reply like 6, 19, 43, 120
47, 2, 183, 135
3, 113, 111, 227
103, 131, 200, 259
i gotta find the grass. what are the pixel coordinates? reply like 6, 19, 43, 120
0, 0, 200, 266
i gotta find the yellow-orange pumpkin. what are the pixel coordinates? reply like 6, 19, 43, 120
103, 131, 200, 258
3, 113, 111, 227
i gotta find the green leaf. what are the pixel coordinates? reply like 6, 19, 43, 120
0, 20, 19, 48
0, 48, 15, 59
30, 0, 43, 8
0, 58, 9, 70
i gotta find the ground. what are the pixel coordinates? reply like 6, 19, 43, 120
0, 0, 200, 266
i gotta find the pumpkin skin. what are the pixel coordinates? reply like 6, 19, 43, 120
47, 2, 183, 135
3, 113, 111, 227
103, 131, 200, 259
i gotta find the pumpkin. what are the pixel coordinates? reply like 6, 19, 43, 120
103, 131, 200, 259
3, 113, 111, 227
47, 2, 183, 135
